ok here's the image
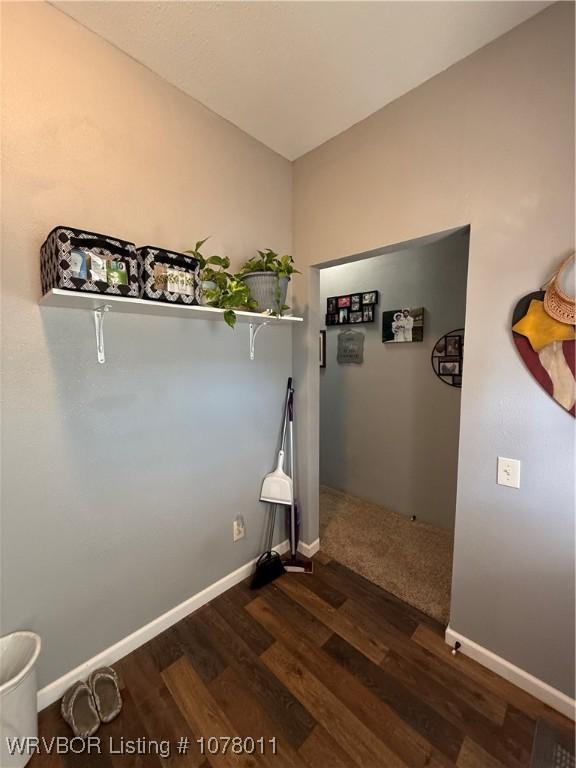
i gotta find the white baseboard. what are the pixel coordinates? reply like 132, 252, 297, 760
445, 626, 575, 721
298, 538, 320, 558
37, 539, 291, 711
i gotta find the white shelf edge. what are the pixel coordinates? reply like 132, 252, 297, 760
39, 288, 303, 324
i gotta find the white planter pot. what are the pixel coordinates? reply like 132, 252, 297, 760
242, 272, 289, 313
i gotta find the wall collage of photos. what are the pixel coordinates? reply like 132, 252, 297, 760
323, 295, 464, 387
431, 329, 464, 388
326, 291, 379, 325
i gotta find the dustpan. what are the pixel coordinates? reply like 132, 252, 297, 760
260, 379, 293, 505
260, 450, 293, 504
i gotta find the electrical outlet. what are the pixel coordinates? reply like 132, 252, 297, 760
497, 457, 521, 489
233, 515, 245, 542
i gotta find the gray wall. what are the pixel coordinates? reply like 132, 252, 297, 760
320, 231, 469, 530
293, 3, 574, 697
1, 3, 292, 689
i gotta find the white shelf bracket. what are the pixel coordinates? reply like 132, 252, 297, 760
94, 304, 111, 364
249, 321, 270, 361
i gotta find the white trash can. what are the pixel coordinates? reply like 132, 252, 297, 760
0, 632, 41, 768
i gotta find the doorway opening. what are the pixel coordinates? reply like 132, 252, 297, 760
317, 226, 470, 623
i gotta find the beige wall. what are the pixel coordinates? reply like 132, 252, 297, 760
1, 2, 292, 687
293, 2, 575, 697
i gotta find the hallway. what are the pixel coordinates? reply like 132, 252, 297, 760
320, 486, 453, 623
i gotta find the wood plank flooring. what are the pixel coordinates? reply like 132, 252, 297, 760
30, 553, 573, 768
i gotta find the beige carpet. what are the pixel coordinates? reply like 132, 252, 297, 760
320, 486, 453, 624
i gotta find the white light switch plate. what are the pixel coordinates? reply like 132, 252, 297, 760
497, 457, 521, 488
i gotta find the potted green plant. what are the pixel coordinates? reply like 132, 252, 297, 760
203, 274, 258, 328
185, 238, 230, 306
238, 249, 299, 315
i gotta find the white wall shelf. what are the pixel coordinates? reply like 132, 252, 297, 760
40, 288, 302, 363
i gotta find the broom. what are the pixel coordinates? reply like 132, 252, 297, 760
250, 504, 285, 589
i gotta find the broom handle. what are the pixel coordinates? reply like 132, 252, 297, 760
268, 504, 276, 553
280, 377, 292, 454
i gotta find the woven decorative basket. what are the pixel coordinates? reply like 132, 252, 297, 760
543, 253, 575, 325
40, 226, 139, 297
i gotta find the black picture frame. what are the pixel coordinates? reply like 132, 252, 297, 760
326, 291, 379, 326
362, 291, 378, 305
438, 357, 461, 376
319, 330, 326, 368
445, 335, 461, 356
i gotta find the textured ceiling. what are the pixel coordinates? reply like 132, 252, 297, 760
53, 1, 551, 160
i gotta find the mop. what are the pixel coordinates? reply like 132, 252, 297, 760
284, 379, 313, 574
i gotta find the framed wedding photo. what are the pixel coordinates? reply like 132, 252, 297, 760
382, 307, 424, 343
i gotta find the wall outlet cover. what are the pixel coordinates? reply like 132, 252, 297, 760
233, 515, 246, 542
497, 457, 521, 489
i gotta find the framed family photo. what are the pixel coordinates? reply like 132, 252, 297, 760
382, 307, 424, 343
439, 358, 460, 375
445, 335, 461, 356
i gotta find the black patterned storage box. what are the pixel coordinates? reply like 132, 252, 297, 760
137, 246, 200, 305
41, 226, 139, 297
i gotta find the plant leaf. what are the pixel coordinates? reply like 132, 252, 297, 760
195, 237, 210, 251
223, 309, 236, 328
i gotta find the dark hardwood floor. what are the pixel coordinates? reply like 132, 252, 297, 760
31, 553, 573, 767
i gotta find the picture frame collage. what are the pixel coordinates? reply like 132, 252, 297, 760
431, 329, 464, 387
326, 291, 379, 326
